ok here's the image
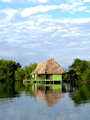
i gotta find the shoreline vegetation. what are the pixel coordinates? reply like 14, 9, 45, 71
0, 58, 90, 85
0, 59, 37, 82
63, 58, 90, 85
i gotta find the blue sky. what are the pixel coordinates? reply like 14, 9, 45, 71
0, 0, 90, 69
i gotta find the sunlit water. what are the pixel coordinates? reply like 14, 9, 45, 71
0, 82, 90, 120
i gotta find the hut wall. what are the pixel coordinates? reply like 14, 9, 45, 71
53, 74, 62, 81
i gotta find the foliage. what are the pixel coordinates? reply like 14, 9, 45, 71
69, 58, 90, 74
15, 68, 25, 81
81, 66, 90, 82
15, 62, 37, 80
24, 63, 37, 79
63, 69, 78, 81
0, 59, 21, 82
67, 58, 90, 83
0, 59, 37, 81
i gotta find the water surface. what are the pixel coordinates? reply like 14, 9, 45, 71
0, 82, 90, 120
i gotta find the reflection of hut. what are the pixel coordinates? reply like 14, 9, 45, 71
31, 58, 66, 83
37, 90, 64, 107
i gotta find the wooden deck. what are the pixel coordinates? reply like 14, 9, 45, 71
23, 79, 62, 85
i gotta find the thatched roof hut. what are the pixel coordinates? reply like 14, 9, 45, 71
37, 58, 66, 75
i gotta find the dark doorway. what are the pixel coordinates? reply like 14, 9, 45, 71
41, 75, 45, 79
46, 74, 53, 79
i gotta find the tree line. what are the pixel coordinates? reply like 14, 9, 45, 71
0, 58, 90, 83
0, 59, 37, 82
63, 58, 90, 84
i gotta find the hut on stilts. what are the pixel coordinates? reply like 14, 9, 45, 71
30, 58, 66, 84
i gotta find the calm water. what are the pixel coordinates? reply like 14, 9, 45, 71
0, 82, 90, 120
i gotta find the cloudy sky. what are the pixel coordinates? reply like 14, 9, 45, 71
0, 0, 90, 69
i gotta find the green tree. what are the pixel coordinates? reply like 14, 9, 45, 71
69, 58, 90, 74
15, 68, 25, 81
0, 59, 21, 82
81, 66, 90, 82
24, 62, 37, 79
68, 69, 78, 80
68, 58, 90, 83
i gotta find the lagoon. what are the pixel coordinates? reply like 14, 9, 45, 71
0, 82, 90, 120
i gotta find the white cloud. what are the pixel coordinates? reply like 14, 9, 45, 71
69, 18, 90, 24
24, 52, 36, 55
1, 9, 18, 21
0, 51, 17, 57
21, 5, 59, 17
67, 41, 87, 46
86, 10, 90, 12
43, 26, 56, 32
77, 6, 86, 11
71, 2, 84, 7
83, 0, 90, 2
38, 0, 48, 3
69, 0, 82, 3
0, 40, 2, 42
28, 0, 48, 3
21, 2, 85, 17
21, 6, 41, 17
0, 0, 12, 3
0, 2, 87, 21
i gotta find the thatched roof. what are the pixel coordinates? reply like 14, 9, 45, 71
30, 63, 44, 75
37, 58, 66, 74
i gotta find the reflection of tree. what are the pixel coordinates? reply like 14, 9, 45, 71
0, 81, 25, 100
24, 85, 36, 97
15, 81, 25, 95
0, 82, 16, 99
37, 89, 64, 107
69, 84, 90, 107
